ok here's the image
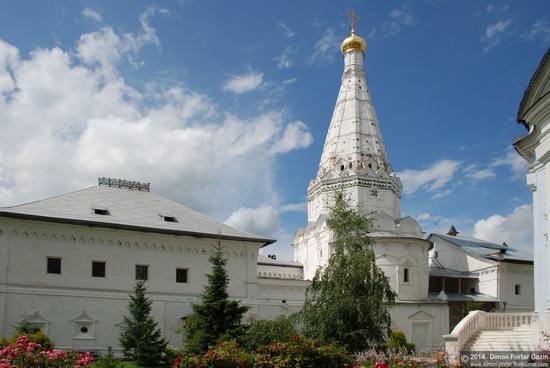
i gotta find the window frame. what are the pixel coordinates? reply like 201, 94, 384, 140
135, 264, 149, 281
46, 257, 62, 275
176, 268, 189, 284
92, 261, 106, 278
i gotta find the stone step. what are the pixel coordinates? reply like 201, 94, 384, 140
462, 327, 531, 352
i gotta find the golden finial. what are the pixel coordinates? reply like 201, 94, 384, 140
341, 9, 367, 54
347, 9, 360, 34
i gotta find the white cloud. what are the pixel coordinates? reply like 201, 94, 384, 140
491, 146, 528, 180
276, 46, 293, 69
464, 165, 497, 180
384, 5, 416, 36
0, 15, 313, 226
278, 22, 295, 38
398, 159, 461, 196
224, 206, 281, 238
521, 18, 550, 44
473, 204, 533, 253
82, 8, 102, 22
222, 70, 263, 93
307, 28, 339, 66
280, 202, 307, 213
270, 121, 313, 154
481, 19, 513, 53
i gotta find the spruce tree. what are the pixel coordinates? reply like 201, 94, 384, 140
119, 279, 167, 366
182, 237, 250, 355
294, 190, 396, 352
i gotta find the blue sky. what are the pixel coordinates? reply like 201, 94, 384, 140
0, 1, 548, 260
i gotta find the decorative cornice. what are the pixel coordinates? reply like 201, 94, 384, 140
307, 176, 402, 200
0, 226, 255, 259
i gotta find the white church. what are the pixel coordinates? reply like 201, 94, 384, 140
0, 19, 537, 354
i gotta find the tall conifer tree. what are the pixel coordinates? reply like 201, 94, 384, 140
295, 190, 396, 351
182, 237, 249, 355
119, 279, 167, 367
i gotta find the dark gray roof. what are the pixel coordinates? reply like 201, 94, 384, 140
429, 233, 533, 263
429, 266, 477, 279
0, 185, 275, 245
428, 292, 501, 303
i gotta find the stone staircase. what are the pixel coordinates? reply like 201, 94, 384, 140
461, 324, 531, 352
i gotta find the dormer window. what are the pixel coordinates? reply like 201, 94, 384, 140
92, 205, 110, 216
159, 213, 178, 223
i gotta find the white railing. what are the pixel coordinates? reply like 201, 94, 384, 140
444, 311, 533, 358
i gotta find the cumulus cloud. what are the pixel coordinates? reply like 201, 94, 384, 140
481, 19, 513, 53
0, 11, 313, 226
398, 159, 461, 196
473, 204, 533, 253
225, 206, 281, 238
222, 70, 263, 93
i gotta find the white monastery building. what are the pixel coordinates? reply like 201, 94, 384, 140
0, 16, 536, 354
513, 47, 550, 349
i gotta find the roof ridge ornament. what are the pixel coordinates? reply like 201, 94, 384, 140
347, 9, 360, 34
98, 177, 150, 191
341, 10, 367, 54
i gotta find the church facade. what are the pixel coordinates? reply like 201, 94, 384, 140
292, 23, 449, 350
513, 47, 550, 348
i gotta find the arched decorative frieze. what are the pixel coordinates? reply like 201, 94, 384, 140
88, 237, 95, 245
78, 236, 85, 244
106, 239, 113, 246
97, 238, 104, 245
69, 236, 76, 242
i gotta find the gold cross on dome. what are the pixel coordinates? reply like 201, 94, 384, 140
347, 9, 360, 32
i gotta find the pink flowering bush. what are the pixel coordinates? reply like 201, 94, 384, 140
0, 335, 93, 368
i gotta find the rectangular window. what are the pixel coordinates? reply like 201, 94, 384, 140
176, 268, 188, 283
135, 265, 149, 281
515, 284, 521, 295
47, 257, 62, 274
404, 268, 410, 283
92, 261, 106, 278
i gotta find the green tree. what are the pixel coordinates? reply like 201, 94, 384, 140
119, 279, 167, 366
182, 237, 250, 355
294, 190, 396, 352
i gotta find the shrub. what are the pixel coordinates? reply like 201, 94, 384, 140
11, 330, 55, 350
94, 346, 123, 368
0, 337, 9, 350
174, 340, 252, 368
254, 335, 355, 368
241, 316, 298, 351
388, 329, 415, 354
0, 334, 93, 367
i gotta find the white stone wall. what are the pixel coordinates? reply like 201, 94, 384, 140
0, 217, 299, 352
390, 303, 449, 351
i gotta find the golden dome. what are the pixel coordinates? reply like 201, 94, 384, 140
341, 30, 366, 54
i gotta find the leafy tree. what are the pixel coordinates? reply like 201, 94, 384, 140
119, 279, 167, 366
182, 237, 250, 355
294, 190, 396, 352
241, 316, 298, 351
